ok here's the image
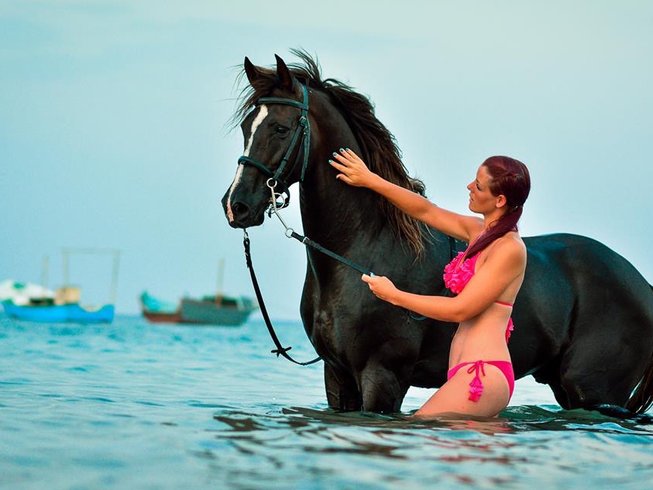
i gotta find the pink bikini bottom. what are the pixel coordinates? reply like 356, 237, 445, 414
447, 360, 515, 402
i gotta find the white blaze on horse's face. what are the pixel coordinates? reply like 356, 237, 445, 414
226, 105, 269, 223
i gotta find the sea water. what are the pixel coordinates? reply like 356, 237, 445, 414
1, 314, 652, 489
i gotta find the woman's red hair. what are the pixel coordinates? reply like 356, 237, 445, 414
465, 156, 531, 258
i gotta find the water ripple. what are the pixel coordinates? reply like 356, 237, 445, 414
1, 315, 652, 489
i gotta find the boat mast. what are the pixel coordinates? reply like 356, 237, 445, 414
41, 255, 49, 289
110, 250, 120, 305
216, 258, 224, 303
60, 247, 121, 305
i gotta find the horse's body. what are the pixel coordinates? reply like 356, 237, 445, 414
222, 52, 653, 415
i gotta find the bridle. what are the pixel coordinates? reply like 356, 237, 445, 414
234, 82, 375, 280
237, 82, 311, 207
236, 81, 322, 366
233, 80, 442, 366
236, 81, 366, 366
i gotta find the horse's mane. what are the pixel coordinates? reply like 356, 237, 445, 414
234, 49, 428, 255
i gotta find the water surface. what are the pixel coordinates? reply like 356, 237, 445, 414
1, 315, 652, 489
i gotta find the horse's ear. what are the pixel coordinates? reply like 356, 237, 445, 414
244, 56, 261, 85
275, 54, 294, 91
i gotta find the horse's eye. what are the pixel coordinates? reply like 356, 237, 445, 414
275, 125, 289, 135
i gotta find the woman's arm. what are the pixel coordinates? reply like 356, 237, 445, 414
363, 238, 526, 322
329, 148, 481, 242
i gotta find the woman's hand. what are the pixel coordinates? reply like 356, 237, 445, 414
329, 148, 377, 188
362, 274, 400, 305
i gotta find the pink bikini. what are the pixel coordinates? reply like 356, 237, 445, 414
443, 251, 515, 402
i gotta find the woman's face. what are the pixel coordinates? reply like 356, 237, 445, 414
467, 165, 500, 214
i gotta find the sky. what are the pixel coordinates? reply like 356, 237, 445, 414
1, 1, 652, 318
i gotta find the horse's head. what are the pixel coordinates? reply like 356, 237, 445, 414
222, 55, 311, 228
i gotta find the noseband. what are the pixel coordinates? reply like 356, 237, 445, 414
237, 83, 311, 206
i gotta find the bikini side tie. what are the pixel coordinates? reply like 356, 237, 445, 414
467, 361, 486, 402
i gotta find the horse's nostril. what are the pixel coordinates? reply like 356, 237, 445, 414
231, 201, 249, 218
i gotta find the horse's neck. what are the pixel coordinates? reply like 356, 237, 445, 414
299, 157, 378, 249
297, 139, 455, 286
297, 114, 384, 251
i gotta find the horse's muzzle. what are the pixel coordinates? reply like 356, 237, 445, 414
221, 194, 265, 229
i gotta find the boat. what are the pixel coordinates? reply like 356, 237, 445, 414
140, 259, 257, 326
2, 299, 114, 323
1, 248, 120, 324
1, 283, 116, 324
140, 291, 257, 326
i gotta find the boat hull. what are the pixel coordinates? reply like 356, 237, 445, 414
178, 298, 254, 326
140, 292, 256, 326
142, 310, 182, 324
2, 300, 115, 324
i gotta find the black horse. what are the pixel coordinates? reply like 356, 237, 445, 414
221, 51, 653, 415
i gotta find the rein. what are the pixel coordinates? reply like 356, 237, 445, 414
241, 182, 375, 367
265, 179, 373, 276
243, 230, 321, 366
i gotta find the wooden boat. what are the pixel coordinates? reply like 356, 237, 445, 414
140, 260, 257, 326
140, 291, 257, 326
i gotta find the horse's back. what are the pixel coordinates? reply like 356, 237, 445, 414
525, 232, 652, 300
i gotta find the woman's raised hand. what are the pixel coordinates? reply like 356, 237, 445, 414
329, 148, 376, 188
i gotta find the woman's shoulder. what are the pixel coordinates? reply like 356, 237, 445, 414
484, 232, 526, 263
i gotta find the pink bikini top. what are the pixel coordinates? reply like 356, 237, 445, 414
443, 251, 479, 295
443, 250, 514, 341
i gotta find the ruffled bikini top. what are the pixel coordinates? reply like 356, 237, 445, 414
443, 250, 514, 342
443, 251, 479, 294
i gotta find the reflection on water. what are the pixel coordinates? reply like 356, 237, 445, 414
209, 404, 653, 489
1, 316, 652, 489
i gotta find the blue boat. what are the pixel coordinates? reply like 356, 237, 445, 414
2, 300, 115, 323
1, 248, 121, 324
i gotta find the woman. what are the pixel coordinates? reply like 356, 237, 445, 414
329, 149, 531, 418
